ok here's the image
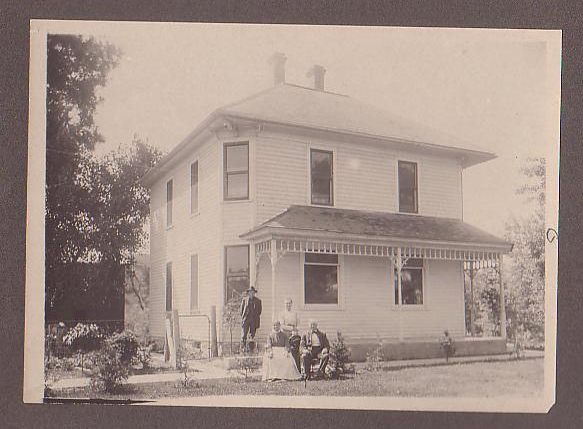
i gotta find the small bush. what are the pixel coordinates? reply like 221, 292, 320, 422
327, 331, 352, 379
90, 343, 130, 392
233, 356, 262, 380
439, 331, 456, 362
365, 339, 385, 372
62, 323, 104, 353
136, 344, 153, 369
89, 330, 140, 392
108, 330, 140, 365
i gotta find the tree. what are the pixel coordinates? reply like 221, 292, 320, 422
46, 35, 120, 318
45, 35, 163, 321
504, 158, 545, 345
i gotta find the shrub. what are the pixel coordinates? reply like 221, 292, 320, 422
439, 331, 456, 362
327, 331, 352, 379
90, 342, 130, 392
63, 323, 105, 353
108, 330, 140, 365
365, 338, 385, 372
89, 330, 140, 392
233, 356, 262, 380
136, 344, 153, 369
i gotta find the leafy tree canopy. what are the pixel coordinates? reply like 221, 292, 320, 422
45, 35, 162, 321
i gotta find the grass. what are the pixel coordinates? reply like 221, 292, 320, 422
47, 357, 543, 400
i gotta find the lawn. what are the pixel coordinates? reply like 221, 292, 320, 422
47, 357, 543, 400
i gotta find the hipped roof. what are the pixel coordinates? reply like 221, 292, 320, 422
143, 83, 496, 186
241, 205, 512, 252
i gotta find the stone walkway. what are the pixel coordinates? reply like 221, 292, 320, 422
49, 350, 544, 390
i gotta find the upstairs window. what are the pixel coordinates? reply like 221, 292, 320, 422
304, 253, 339, 305
225, 245, 249, 303
310, 149, 334, 206
165, 261, 173, 311
166, 179, 173, 227
398, 161, 418, 213
394, 258, 424, 305
190, 161, 199, 214
224, 142, 249, 200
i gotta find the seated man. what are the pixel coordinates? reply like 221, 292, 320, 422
300, 320, 330, 380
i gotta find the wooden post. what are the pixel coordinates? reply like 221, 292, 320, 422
210, 305, 218, 358
499, 258, 507, 339
164, 310, 180, 369
270, 239, 277, 322
397, 248, 404, 341
469, 265, 476, 337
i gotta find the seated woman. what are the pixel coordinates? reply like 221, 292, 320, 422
262, 321, 302, 382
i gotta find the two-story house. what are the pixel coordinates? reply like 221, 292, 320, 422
142, 53, 512, 360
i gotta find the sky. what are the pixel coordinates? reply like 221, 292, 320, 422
73, 23, 560, 237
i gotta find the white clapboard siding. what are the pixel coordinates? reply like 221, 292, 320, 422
335, 143, 395, 212
417, 154, 463, 219
149, 137, 221, 340
255, 254, 465, 340
255, 136, 309, 223
255, 133, 462, 221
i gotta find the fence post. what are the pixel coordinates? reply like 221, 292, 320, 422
210, 305, 218, 358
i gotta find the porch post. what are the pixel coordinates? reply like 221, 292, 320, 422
396, 248, 404, 341
270, 239, 277, 322
469, 264, 476, 337
499, 256, 507, 339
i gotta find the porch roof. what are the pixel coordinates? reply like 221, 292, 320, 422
240, 205, 512, 252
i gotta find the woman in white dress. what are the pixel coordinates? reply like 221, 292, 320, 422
262, 321, 301, 381
278, 298, 300, 337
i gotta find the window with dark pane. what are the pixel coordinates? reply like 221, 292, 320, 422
394, 258, 423, 305
166, 179, 173, 227
225, 245, 249, 303
224, 143, 249, 200
165, 261, 173, 311
304, 253, 338, 304
311, 149, 333, 205
190, 161, 198, 214
398, 161, 418, 213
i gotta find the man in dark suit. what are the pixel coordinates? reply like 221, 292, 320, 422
300, 320, 330, 380
240, 286, 262, 352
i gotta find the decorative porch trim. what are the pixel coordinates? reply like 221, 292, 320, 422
254, 237, 502, 265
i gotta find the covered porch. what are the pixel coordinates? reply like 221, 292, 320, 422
241, 205, 513, 358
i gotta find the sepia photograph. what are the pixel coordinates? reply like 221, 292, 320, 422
25, 21, 560, 412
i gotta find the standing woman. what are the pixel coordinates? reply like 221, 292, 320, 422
278, 297, 299, 337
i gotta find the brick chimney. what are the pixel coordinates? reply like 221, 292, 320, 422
269, 52, 287, 86
307, 64, 326, 91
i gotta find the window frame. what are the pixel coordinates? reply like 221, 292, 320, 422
165, 261, 173, 312
397, 160, 419, 214
224, 244, 250, 304
190, 160, 199, 215
166, 178, 174, 228
393, 258, 426, 308
223, 141, 250, 201
190, 254, 199, 312
301, 252, 343, 310
309, 147, 335, 206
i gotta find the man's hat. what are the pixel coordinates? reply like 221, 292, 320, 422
247, 286, 258, 293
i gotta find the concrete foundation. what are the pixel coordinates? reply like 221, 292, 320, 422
348, 337, 507, 362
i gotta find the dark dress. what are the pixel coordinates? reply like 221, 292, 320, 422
289, 334, 302, 372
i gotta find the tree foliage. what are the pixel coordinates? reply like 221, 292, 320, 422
468, 158, 545, 348
504, 158, 545, 345
45, 35, 162, 321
